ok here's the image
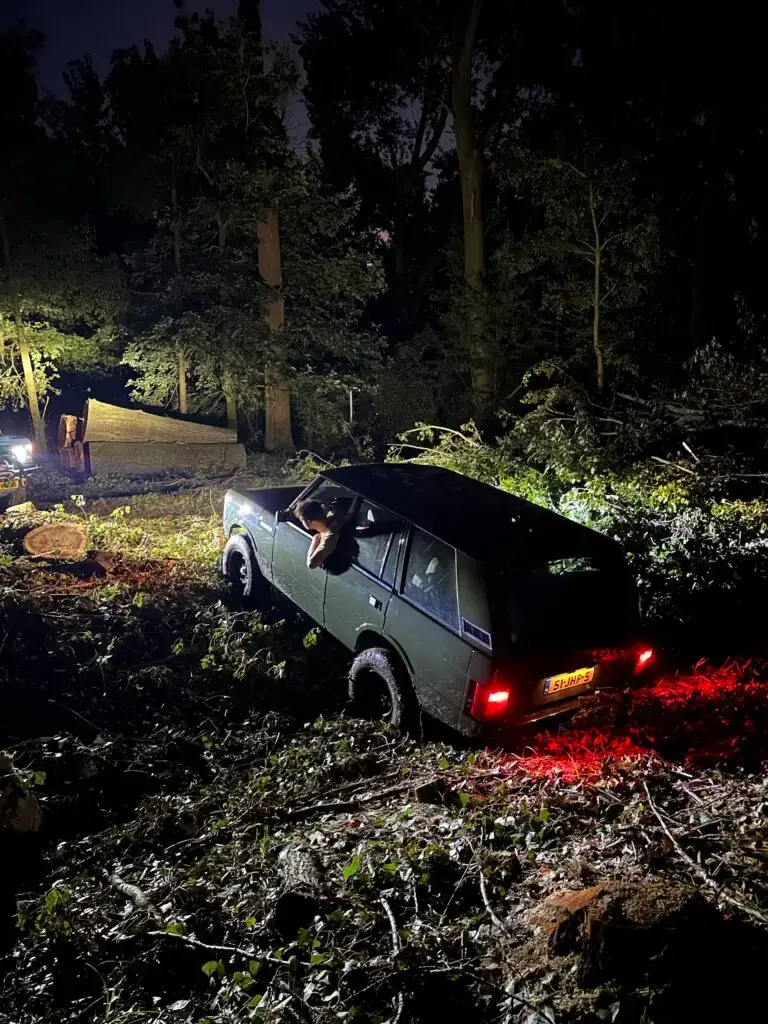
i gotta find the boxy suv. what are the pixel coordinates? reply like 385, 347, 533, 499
222, 465, 651, 736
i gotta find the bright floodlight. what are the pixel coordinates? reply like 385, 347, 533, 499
11, 443, 32, 463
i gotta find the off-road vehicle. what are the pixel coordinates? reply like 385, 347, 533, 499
222, 464, 651, 736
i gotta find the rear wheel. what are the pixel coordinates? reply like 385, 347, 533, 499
348, 647, 416, 731
222, 534, 265, 606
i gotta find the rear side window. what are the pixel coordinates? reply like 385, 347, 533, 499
354, 502, 404, 584
403, 528, 459, 629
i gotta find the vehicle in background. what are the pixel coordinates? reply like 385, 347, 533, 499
221, 464, 653, 736
0, 434, 37, 512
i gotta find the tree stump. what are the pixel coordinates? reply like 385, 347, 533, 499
22, 523, 89, 559
273, 844, 324, 939
528, 879, 720, 988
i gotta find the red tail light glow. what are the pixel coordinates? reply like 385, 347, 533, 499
470, 681, 512, 720
635, 648, 654, 672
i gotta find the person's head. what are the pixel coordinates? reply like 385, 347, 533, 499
296, 499, 329, 532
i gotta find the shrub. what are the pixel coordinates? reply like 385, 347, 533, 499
389, 423, 768, 641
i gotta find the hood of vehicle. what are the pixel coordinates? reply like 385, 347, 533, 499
228, 484, 306, 515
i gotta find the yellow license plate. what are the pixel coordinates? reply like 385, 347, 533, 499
543, 666, 595, 696
0, 480, 19, 491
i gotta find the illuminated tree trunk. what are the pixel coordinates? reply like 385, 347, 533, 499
258, 209, 295, 453
171, 170, 189, 414
177, 347, 188, 415
0, 216, 45, 450
452, 0, 494, 428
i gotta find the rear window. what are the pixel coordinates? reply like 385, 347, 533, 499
500, 553, 639, 649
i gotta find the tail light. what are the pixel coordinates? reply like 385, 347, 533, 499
634, 648, 654, 673
469, 679, 512, 721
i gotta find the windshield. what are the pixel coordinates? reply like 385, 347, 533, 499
498, 554, 640, 650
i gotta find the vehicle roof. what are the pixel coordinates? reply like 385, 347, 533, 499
321, 463, 621, 566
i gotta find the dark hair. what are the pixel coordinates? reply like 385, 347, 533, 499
296, 499, 327, 524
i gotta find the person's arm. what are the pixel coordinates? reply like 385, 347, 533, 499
306, 533, 322, 569
307, 530, 338, 569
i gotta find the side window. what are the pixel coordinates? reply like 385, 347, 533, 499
354, 501, 404, 583
403, 529, 459, 630
290, 480, 355, 530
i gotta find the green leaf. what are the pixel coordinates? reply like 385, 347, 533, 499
31, 770, 46, 786
165, 921, 184, 936
343, 853, 362, 881
458, 792, 471, 808
310, 951, 328, 966
201, 960, 222, 978
538, 806, 550, 824
247, 995, 263, 1009
438, 757, 449, 770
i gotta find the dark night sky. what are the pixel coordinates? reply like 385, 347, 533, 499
2, 0, 320, 91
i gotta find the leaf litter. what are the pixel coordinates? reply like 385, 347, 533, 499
1, 488, 768, 1024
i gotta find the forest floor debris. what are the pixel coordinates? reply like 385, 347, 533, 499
1, 482, 768, 1023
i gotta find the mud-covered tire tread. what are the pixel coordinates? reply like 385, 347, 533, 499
348, 646, 416, 731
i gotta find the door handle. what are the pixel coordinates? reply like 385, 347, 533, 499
369, 595, 382, 610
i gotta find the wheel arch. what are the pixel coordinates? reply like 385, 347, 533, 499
354, 629, 412, 680
227, 523, 257, 550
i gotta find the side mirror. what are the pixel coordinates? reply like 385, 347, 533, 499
276, 508, 289, 523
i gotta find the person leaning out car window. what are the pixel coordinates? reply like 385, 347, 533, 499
297, 499, 342, 569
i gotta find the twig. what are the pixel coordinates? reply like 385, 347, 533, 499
147, 929, 259, 959
102, 870, 164, 926
379, 897, 405, 1024
643, 783, 768, 925
478, 870, 513, 935
285, 779, 426, 821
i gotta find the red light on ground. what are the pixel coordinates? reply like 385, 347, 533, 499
470, 682, 511, 720
635, 648, 654, 672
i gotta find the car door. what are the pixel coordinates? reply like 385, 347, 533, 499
324, 500, 405, 650
384, 527, 471, 727
270, 479, 355, 627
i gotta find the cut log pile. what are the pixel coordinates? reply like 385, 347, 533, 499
58, 399, 246, 477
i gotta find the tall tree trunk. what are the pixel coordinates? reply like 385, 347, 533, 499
588, 183, 605, 392
451, 0, 494, 427
0, 216, 45, 450
258, 209, 295, 453
171, 170, 189, 414
177, 347, 188, 416
223, 373, 238, 434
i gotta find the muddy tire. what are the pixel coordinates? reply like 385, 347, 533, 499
222, 534, 265, 606
348, 647, 416, 730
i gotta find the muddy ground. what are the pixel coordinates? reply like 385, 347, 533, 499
1, 477, 767, 1023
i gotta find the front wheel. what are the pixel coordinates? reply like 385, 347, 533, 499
348, 647, 416, 731
222, 534, 266, 606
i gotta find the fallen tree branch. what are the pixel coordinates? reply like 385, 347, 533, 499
643, 783, 768, 926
